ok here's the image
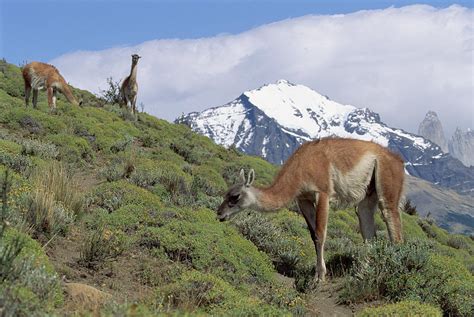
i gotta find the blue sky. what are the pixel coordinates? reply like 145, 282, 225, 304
1, 0, 472, 65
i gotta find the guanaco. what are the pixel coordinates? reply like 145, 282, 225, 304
218, 138, 404, 282
22, 62, 82, 110
120, 54, 141, 114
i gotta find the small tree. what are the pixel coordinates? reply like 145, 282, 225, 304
98, 77, 122, 105
403, 199, 417, 215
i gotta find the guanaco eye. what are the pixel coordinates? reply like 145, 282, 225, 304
228, 194, 240, 205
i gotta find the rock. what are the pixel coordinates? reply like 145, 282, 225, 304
64, 282, 111, 312
449, 128, 474, 167
418, 111, 448, 152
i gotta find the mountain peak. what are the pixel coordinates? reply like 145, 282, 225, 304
178, 80, 474, 195
418, 110, 448, 152
275, 79, 293, 86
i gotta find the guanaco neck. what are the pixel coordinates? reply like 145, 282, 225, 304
252, 172, 302, 212
129, 62, 138, 83
61, 82, 79, 105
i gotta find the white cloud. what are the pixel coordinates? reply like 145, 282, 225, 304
51, 4, 473, 137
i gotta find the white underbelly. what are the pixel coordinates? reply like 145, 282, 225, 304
329, 156, 376, 208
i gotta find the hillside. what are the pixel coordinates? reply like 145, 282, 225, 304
0, 60, 473, 316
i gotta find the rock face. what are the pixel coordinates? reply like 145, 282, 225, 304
449, 128, 474, 167
177, 80, 474, 195
418, 111, 448, 152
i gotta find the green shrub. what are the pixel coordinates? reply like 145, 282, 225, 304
157, 270, 283, 315
446, 234, 470, 250
47, 133, 94, 163
357, 300, 442, 317
20, 138, 59, 159
98, 77, 122, 105
79, 226, 128, 269
340, 239, 474, 316
110, 136, 134, 153
0, 152, 32, 174
87, 181, 162, 213
152, 208, 275, 286
232, 212, 301, 277
0, 60, 24, 98
0, 228, 63, 316
129, 159, 190, 196
0, 139, 22, 155
190, 165, 226, 197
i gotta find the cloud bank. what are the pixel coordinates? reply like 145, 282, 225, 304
51, 5, 473, 136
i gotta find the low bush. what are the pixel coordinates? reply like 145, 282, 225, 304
1, 179, 62, 317
0, 152, 32, 175
47, 133, 94, 163
357, 300, 442, 317
86, 181, 162, 213
156, 270, 283, 315
340, 239, 473, 316
110, 136, 134, 153
151, 208, 275, 286
190, 165, 226, 197
232, 212, 301, 277
20, 138, 59, 160
446, 234, 470, 250
79, 226, 128, 269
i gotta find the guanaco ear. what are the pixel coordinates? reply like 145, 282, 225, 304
239, 169, 246, 184
246, 169, 255, 187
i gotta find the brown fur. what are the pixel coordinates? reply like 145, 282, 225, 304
218, 138, 405, 281
120, 54, 140, 114
22, 62, 81, 110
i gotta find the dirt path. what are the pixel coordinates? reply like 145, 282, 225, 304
304, 279, 354, 317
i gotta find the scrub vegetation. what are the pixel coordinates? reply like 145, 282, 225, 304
0, 60, 473, 316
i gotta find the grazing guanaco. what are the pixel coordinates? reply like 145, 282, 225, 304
22, 62, 82, 110
120, 54, 141, 114
217, 138, 404, 282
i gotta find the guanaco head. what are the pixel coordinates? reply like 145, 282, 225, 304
131, 54, 141, 65
217, 169, 256, 221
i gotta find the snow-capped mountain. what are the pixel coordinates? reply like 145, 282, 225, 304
177, 80, 474, 195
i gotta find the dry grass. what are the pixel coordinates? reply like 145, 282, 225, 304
26, 162, 83, 236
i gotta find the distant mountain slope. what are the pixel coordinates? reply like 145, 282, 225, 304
178, 80, 474, 195
405, 175, 474, 234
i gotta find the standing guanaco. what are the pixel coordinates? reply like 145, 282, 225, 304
120, 54, 141, 114
218, 138, 404, 282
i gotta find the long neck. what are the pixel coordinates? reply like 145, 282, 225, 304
129, 62, 138, 82
61, 83, 79, 105
252, 170, 302, 212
